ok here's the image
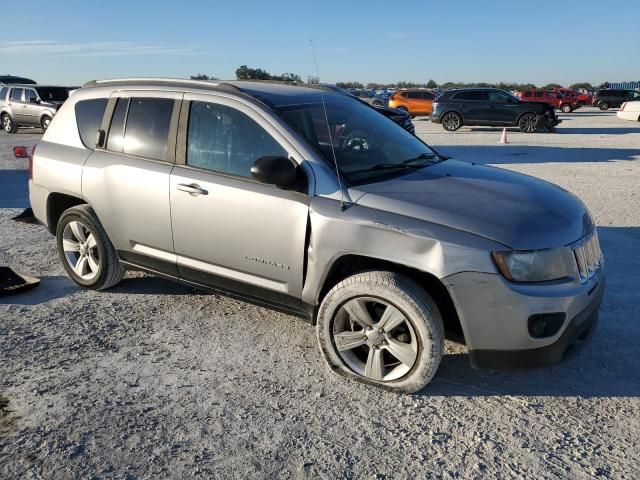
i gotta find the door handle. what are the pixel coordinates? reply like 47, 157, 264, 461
177, 183, 208, 196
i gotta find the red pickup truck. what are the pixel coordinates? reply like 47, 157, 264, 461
555, 88, 592, 106
516, 89, 580, 113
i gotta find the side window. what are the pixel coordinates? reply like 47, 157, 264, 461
75, 98, 108, 148
25, 89, 38, 103
10, 88, 24, 101
523, 91, 532, 98
123, 98, 174, 160
106, 98, 128, 152
489, 91, 509, 103
187, 101, 287, 178
534, 91, 544, 98
421, 92, 435, 100
0, 87, 7, 101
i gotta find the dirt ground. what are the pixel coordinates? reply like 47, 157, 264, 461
1, 108, 639, 479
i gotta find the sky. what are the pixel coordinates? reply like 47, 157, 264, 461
2, 0, 639, 87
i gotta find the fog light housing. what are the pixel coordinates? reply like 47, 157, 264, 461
528, 313, 566, 338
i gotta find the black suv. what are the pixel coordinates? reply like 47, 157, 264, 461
430, 88, 560, 133
593, 89, 640, 110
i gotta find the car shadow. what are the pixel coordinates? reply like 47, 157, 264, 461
434, 145, 640, 164
0, 275, 79, 305
418, 226, 640, 398
0, 169, 29, 208
556, 127, 640, 135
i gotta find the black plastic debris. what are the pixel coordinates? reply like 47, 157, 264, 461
11, 208, 38, 224
0, 267, 40, 296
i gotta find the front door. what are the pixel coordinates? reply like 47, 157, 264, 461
169, 95, 310, 310
23, 88, 41, 125
8, 87, 28, 123
487, 90, 519, 124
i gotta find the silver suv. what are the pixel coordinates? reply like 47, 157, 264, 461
1, 84, 69, 133
28, 78, 604, 393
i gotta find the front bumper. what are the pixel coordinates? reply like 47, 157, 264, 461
443, 270, 604, 370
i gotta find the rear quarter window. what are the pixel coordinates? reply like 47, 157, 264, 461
75, 98, 108, 148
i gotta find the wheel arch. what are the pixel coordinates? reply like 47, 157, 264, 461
317, 254, 465, 342
46, 192, 87, 235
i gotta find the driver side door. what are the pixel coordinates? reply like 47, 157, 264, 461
169, 95, 311, 315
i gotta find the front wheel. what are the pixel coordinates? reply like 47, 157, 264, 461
56, 205, 124, 290
41, 116, 51, 132
316, 271, 444, 393
2, 114, 17, 133
518, 113, 538, 133
561, 104, 572, 113
441, 112, 462, 131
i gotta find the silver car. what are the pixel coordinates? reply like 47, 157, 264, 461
1, 84, 69, 133
28, 78, 604, 393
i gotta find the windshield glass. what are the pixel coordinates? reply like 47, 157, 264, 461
35, 87, 69, 102
277, 98, 438, 185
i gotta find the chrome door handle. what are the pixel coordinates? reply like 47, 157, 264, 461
177, 183, 208, 195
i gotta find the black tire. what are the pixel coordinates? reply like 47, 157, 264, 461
561, 104, 572, 113
316, 271, 444, 394
2, 113, 17, 133
441, 111, 462, 131
518, 112, 538, 133
41, 116, 52, 132
56, 205, 124, 290
599, 102, 609, 111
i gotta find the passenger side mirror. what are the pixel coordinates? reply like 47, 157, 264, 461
251, 156, 298, 189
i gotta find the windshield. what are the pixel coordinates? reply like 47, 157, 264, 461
35, 87, 69, 102
277, 98, 439, 185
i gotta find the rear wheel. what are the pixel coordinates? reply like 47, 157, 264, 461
599, 102, 609, 110
317, 271, 444, 393
518, 113, 538, 133
2, 114, 17, 133
41, 116, 51, 132
441, 112, 462, 131
56, 205, 124, 290
561, 104, 572, 113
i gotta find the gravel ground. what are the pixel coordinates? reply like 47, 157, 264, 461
1, 109, 639, 479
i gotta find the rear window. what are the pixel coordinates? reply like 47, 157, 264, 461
75, 98, 108, 148
122, 98, 174, 161
0, 87, 8, 101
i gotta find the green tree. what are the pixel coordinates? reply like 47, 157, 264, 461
544, 83, 562, 89
569, 82, 593, 91
336, 81, 364, 89
235, 65, 271, 80
190, 74, 219, 81
426, 79, 437, 88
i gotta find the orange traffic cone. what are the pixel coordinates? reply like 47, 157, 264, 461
500, 128, 508, 144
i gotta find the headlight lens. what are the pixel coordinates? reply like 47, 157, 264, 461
492, 248, 572, 283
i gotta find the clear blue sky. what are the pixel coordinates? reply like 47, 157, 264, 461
2, 0, 638, 87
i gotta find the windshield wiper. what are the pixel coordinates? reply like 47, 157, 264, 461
369, 153, 440, 171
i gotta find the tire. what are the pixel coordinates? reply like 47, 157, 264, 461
56, 205, 124, 290
441, 111, 462, 131
561, 104, 572, 113
518, 112, 538, 133
599, 102, 609, 111
41, 116, 52, 132
316, 271, 444, 394
2, 113, 17, 133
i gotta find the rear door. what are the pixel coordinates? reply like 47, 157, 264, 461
82, 90, 182, 276
8, 88, 27, 123
169, 94, 310, 308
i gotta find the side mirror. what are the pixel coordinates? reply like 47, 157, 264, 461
251, 155, 297, 188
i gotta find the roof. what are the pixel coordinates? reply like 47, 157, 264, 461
81, 77, 343, 107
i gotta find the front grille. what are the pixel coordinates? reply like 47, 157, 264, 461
573, 230, 603, 283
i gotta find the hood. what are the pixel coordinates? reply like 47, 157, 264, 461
349, 160, 593, 250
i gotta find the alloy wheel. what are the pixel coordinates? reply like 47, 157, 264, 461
519, 113, 537, 133
3, 116, 11, 133
333, 297, 418, 382
42, 117, 51, 131
62, 220, 100, 281
442, 113, 461, 131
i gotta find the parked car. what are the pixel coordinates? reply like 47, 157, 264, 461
555, 88, 592, 106
1, 84, 69, 133
325, 84, 415, 134
616, 101, 640, 121
29, 78, 603, 393
0, 75, 36, 85
517, 89, 579, 113
431, 88, 561, 132
388, 88, 438, 117
593, 89, 640, 110
349, 89, 384, 106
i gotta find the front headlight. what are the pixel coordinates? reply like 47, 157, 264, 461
492, 248, 573, 283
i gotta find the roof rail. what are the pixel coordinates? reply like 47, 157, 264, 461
81, 77, 242, 92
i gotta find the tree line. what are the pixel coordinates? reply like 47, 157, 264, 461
191, 67, 624, 91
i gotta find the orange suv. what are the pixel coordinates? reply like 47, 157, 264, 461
388, 88, 438, 117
